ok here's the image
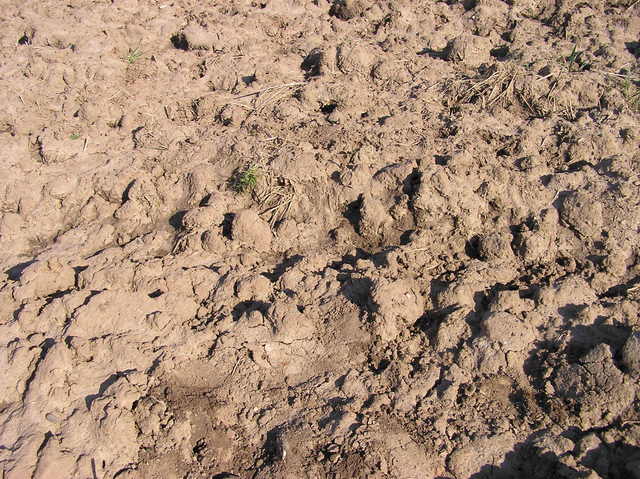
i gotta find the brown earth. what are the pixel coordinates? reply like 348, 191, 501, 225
1, 0, 640, 478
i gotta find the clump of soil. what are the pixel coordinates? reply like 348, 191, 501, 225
1, 1, 639, 478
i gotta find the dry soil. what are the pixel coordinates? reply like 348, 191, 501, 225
1, 1, 640, 478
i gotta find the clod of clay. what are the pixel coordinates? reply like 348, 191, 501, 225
552, 343, 635, 429
231, 209, 272, 251
329, 0, 368, 20
622, 331, 640, 377
181, 206, 224, 231
180, 23, 217, 50
369, 278, 423, 341
358, 193, 391, 240
477, 230, 514, 262
445, 33, 491, 68
482, 311, 535, 352
559, 190, 604, 238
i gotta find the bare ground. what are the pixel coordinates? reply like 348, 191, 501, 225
1, 1, 640, 478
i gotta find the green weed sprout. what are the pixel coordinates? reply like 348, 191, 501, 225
126, 48, 143, 64
566, 44, 590, 72
231, 165, 260, 194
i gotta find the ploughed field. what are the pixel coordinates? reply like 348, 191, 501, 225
0, 1, 639, 478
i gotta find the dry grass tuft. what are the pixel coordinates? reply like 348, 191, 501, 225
253, 172, 296, 227
446, 64, 576, 118
223, 82, 305, 115
452, 64, 529, 108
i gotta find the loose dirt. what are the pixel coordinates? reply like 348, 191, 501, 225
1, 1, 640, 478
